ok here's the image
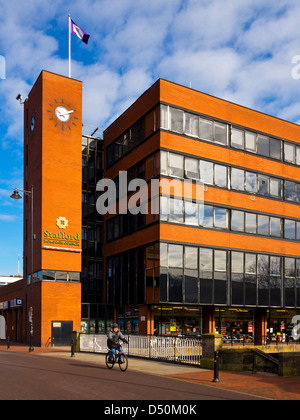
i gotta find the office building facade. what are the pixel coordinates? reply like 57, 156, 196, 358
104, 79, 300, 340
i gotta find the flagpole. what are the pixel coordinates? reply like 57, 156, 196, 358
68, 14, 71, 78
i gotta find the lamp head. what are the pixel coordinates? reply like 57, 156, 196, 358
10, 189, 22, 200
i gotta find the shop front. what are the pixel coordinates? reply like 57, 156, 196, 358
267, 309, 298, 342
215, 308, 255, 343
154, 305, 202, 337
116, 306, 140, 334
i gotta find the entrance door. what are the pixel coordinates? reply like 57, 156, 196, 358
51, 321, 73, 346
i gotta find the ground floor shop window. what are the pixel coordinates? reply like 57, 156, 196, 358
154, 306, 202, 336
215, 308, 255, 343
116, 306, 139, 334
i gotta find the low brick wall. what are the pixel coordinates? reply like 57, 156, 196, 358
214, 349, 300, 376
278, 353, 300, 376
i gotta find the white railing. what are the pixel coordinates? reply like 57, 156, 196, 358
79, 334, 202, 366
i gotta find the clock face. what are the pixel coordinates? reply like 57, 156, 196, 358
47, 98, 78, 131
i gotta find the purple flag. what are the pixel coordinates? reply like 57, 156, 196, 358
71, 19, 90, 45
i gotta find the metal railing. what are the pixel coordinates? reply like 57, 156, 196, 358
79, 334, 202, 366
222, 334, 300, 347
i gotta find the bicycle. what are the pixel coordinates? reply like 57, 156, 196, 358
105, 348, 128, 372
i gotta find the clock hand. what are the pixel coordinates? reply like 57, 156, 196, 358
60, 110, 75, 116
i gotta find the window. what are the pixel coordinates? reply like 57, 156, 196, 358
200, 118, 213, 141
214, 164, 227, 187
245, 131, 256, 152
285, 219, 296, 239
257, 135, 269, 157
270, 178, 281, 197
160, 151, 168, 175
285, 258, 295, 277
185, 247, 198, 270
245, 253, 257, 305
214, 122, 228, 145
169, 268, 183, 302
297, 184, 300, 202
199, 248, 213, 279
185, 157, 199, 179
199, 205, 213, 227
231, 128, 244, 149
43, 270, 55, 280
200, 160, 213, 184
270, 256, 281, 306
258, 174, 269, 195
245, 212, 257, 234
160, 105, 169, 130
245, 254, 256, 275
170, 107, 183, 133
270, 138, 281, 160
269, 256, 280, 277
160, 243, 168, 267
214, 207, 228, 229
185, 201, 199, 226
231, 252, 244, 279
284, 143, 295, 163
297, 222, 300, 240
168, 244, 183, 268
270, 217, 281, 237
214, 250, 227, 280
296, 147, 300, 165
231, 168, 244, 190
257, 215, 269, 235
231, 210, 244, 232
185, 246, 198, 303
245, 172, 257, 193
185, 113, 199, 137
231, 252, 244, 305
285, 181, 296, 201
169, 153, 184, 178
258, 254, 269, 306
285, 257, 295, 307
169, 198, 184, 223
160, 196, 169, 221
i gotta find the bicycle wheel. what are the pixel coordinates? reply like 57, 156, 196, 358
105, 352, 115, 369
118, 353, 128, 372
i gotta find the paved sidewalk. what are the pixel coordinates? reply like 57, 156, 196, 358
1, 342, 299, 400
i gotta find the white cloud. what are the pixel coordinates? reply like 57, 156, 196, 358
1, 0, 300, 153
0, 214, 17, 222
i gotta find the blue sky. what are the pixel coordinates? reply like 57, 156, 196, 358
1, 0, 300, 275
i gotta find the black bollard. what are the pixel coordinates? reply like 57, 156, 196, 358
70, 339, 75, 357
7, 336, 10, 350
213, 350, 220, 383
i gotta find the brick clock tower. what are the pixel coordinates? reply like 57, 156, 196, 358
23, 70, 82, 347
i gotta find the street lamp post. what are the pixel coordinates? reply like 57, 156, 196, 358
10, 185, 34, 352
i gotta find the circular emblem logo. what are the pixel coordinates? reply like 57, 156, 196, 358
56, 217, 69, 229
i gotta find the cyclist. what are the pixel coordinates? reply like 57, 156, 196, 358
107, 323, 128, 362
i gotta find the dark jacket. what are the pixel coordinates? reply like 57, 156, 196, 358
107, 329, 127, 349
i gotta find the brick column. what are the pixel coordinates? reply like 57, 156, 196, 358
255, 308, 268, 345
203, 306, 215, 334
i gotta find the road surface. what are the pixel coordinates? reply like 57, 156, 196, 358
0, 350, 264, 401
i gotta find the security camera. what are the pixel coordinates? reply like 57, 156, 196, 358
16, 93, 25, 104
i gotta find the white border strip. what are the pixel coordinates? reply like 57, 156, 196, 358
43, 246, 82, 253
